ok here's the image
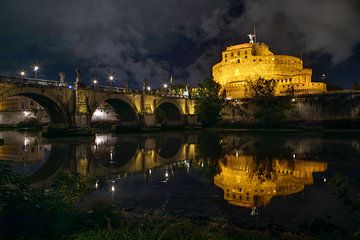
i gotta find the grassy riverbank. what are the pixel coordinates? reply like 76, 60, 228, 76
70, 211, 313, 240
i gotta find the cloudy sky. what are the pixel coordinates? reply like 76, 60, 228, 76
1, 0, 359, 89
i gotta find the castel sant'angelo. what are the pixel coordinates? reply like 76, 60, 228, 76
212, 34, 326, 99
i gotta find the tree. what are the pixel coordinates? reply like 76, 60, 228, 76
247, 77, 276, 98
195, 77, 226, 126
247, 77, 292, 126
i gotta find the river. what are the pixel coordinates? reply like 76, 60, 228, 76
1, 130, 359, 238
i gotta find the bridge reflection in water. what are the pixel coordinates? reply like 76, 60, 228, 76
0, 131, 198, 184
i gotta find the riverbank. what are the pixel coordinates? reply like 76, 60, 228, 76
216, 118, 360, 131
70, 209, 314, 240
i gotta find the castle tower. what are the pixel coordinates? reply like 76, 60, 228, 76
212, 38, 326, 99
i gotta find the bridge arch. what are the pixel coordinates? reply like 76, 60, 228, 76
155, 100, 184, 126
2, 87, 69, 127
91, 95, 139, 126
156, 136, 183, 161
93, 138, 140, 174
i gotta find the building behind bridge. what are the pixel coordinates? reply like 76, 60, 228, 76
212, 40, 326, 99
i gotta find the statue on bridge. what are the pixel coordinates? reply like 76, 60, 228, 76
75, 68, 84, 88
75, 68, 81, 83
59, 72, 65, 84
142, 78, 148, 92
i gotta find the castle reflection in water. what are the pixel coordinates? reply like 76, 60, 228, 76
0, 131, 341, 209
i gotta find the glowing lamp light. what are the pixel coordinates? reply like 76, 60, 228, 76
111, 185, 115, 192
20, 71, 26, 77
147, 86, 151, 91
33, 65, 39, 79
291, 98, 296, 102
93, 79, 97, 85
109, 75, 114, 81
163, 83, 168, 88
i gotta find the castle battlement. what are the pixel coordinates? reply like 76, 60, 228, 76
213, 41, 326, 98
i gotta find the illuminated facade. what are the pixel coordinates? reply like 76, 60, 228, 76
212, 41, 326, 99
214, 155, 327, 208
0, 96, 42, 112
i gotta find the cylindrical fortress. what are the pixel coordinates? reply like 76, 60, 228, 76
212, 42, 326, 99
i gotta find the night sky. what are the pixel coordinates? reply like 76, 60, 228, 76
1, 0, 359, 89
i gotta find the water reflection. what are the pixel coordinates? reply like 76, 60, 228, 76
2, 131, 360, 212
213, 135, 328, 209
0, 131, 51, 175
214, 155, 327, 208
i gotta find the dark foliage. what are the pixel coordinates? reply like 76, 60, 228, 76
195, 78, 226, 127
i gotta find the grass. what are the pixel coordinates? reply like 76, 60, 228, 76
69, 210, 314, 240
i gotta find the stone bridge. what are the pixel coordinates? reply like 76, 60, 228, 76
0, 76, 198, 128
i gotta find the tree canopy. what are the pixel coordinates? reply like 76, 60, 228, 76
195, 78, 226, 126
247, 77, 276, 98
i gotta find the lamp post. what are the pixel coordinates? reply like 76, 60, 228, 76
93, 79, 98, 87
163, 83, 168, 94
33, 65, 39, 79
20, 71, 26, 77
108, 74, 114, 87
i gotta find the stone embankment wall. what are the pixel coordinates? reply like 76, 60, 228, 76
221, 92, 360, 124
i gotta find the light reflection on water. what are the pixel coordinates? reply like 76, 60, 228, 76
0, 131, 359, 216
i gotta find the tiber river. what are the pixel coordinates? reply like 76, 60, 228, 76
1, 130, 359, 238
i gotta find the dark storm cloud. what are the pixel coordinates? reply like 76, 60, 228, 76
239, 0, 360, 63
0, 0, 359, 87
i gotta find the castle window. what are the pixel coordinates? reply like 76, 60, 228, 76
237, 59, 240, 63
237, 51, 240, 56
231, 53, 234, 57
244, 50, 247, 54
225, 54, 227, 58
245, 56, 247, 59
259, 59, 262, 61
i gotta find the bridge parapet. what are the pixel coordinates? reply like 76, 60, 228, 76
0, 75, 199, 130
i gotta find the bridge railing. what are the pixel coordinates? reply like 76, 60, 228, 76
0, 75, 195, 99
0, 75, 67, 87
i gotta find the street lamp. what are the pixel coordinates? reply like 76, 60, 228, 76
20, 71, 26, 77
33, 65, 39, 79
147, 86, 151, 91
108, 74, 114, 87
93, 79, 98, 87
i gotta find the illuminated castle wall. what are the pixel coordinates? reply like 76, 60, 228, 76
212, 42, 326, 99
214, 155, 327, 208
